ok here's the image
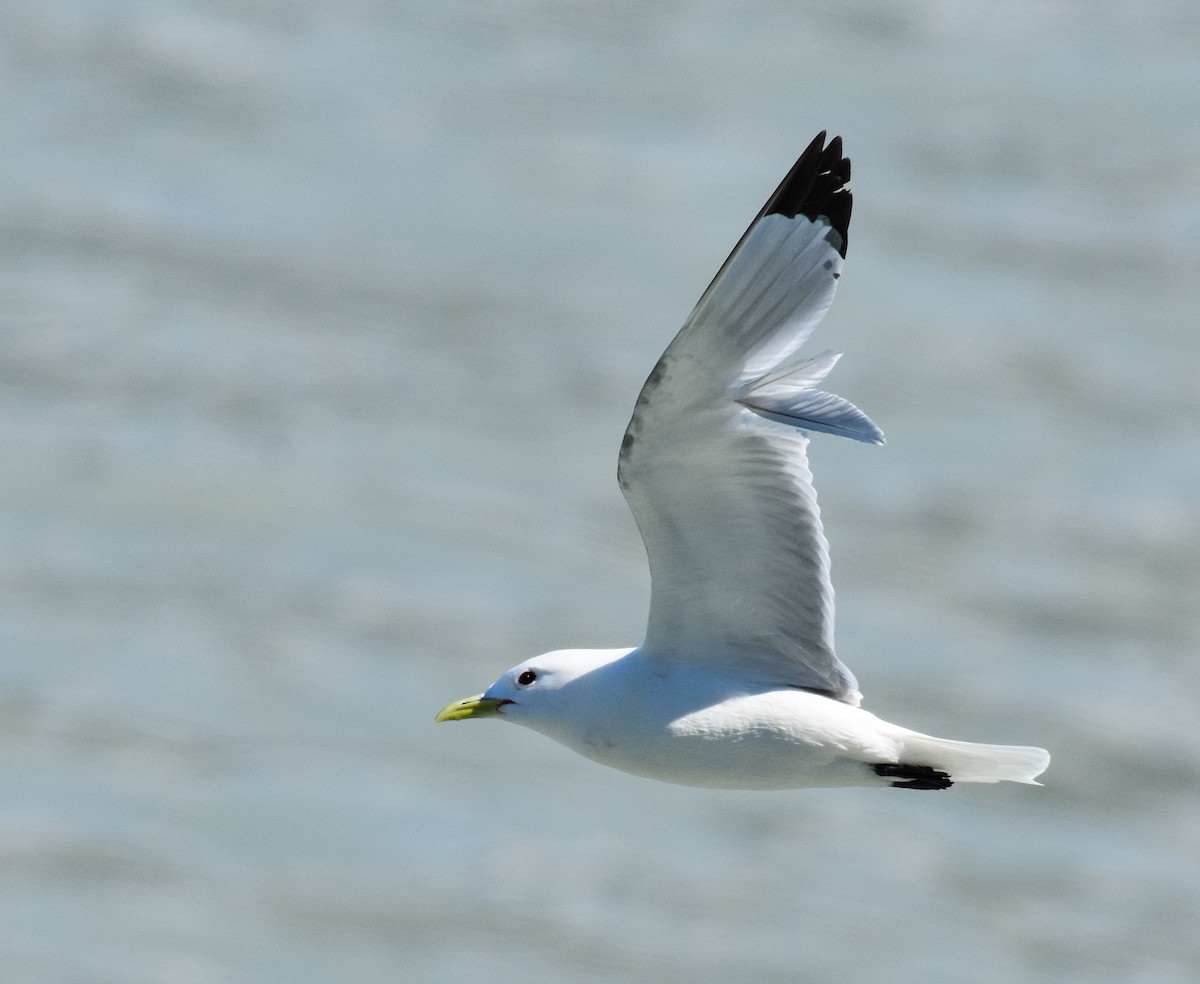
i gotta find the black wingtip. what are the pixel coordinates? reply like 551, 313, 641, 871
759, 131, 852, 258
687, 131, 855, 309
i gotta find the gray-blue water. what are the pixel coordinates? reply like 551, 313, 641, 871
3, 3, 1199, 982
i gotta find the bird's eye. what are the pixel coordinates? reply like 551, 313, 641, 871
517, 670, 537, 686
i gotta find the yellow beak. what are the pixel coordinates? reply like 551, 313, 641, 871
435, 694, 508, 722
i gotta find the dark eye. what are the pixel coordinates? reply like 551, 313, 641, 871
517, 670, 537, 686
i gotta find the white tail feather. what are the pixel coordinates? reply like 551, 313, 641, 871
895, 731, 1051, 785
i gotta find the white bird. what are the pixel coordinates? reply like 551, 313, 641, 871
437, 133, 1050, 791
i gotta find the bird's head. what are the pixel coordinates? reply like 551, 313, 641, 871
435, 648, 632, 725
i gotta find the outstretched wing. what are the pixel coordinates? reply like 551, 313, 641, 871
617, 133, 881, 705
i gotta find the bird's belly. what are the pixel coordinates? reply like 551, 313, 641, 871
565, 689, 898, 790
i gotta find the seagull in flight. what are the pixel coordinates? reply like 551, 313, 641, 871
437, 133, 1050, 791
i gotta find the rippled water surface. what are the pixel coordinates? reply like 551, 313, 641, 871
3, 2, 1199, 982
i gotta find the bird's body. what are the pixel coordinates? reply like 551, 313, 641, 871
445, 647, 1047, 790
437, 133, 1050, 791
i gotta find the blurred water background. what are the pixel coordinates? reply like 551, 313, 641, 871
3, 2, 1200, 982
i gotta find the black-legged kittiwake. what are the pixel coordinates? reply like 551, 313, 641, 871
437, 132, 1050, 792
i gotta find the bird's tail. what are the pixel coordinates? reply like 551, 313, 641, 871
891, 729, 1050, 785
